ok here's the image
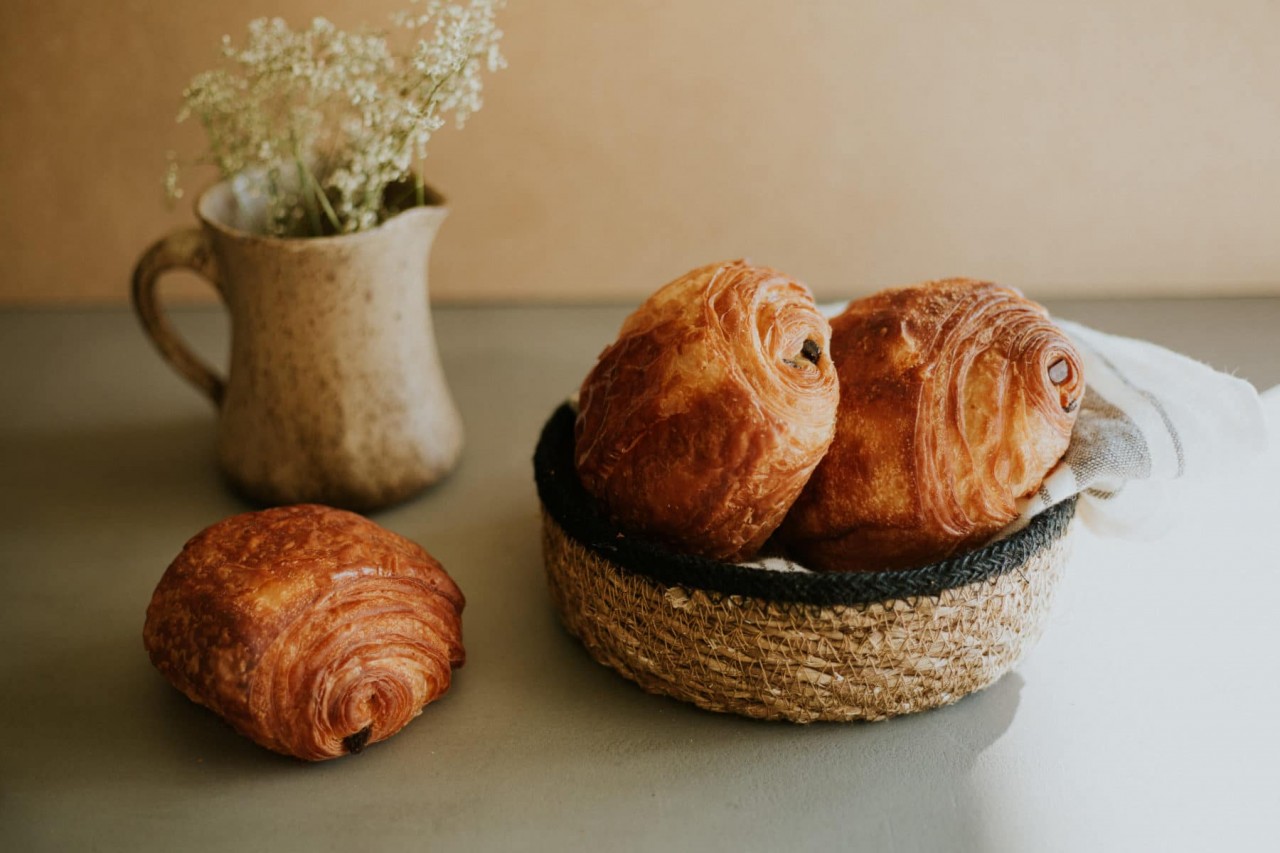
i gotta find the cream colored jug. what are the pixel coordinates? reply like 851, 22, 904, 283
131, 178, 463, 511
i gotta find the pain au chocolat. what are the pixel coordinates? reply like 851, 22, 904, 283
574, 260, 839, 561
779, 278, 1084, 572
144, 504, 465, 761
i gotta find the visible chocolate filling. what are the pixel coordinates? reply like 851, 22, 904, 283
801, 339, 822, 365
344, 725, 373, 754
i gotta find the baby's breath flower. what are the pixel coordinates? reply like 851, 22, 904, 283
163, 153, 184, 201
166, 1, 505, 237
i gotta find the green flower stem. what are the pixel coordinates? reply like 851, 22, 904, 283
397, 53, 471, 203
310, 172, 342, 234
291, 146, 342, 237
294, 156, 323, 236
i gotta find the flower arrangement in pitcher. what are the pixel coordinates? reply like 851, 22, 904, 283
164, 0, 506, 237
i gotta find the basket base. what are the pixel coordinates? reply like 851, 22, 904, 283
542, 511, 1071, 723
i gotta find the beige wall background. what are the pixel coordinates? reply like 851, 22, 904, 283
2, 0, 1279, 305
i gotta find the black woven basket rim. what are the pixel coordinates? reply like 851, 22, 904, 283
534, 403, 1076, 607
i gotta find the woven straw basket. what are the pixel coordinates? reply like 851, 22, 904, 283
535, 404, 1077, 723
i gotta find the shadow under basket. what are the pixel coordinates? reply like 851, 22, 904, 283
534, 404, 1078, 723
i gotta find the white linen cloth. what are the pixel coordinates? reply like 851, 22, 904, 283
1003, 319, 1267, 540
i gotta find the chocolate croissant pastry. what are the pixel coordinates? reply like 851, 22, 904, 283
575, 260, 839, 561
780, 279, 1084, 572
144, 504, 464, 761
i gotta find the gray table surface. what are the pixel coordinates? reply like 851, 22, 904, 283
2, 299, 1278, 852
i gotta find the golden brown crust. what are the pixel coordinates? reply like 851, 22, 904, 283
575, 260, 839, 561
143, 504, 464, 760
779, 279, 1084, 571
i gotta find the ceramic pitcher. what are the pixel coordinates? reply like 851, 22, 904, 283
131, 178, 463, 511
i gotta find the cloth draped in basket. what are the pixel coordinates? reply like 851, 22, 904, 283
1003, 318, 1267, 540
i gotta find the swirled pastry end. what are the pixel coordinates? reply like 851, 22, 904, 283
575, 260, 839, 561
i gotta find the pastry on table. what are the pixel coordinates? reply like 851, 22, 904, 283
143, 504, 464, 761
575, 259, 839, 561
779, 278, 1084, 572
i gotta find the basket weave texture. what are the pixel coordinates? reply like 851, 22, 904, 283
536, 404, 1076, 722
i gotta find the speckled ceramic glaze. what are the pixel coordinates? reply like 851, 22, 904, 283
132, 179, 463, 510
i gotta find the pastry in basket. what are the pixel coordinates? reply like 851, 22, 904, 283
143, 504, 465, 761
779, 278, 1084, 571
574, 259, 839, 561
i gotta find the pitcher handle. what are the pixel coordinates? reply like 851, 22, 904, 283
130, 227, 226, 407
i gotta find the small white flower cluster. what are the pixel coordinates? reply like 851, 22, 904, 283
167, 0, 505, 237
